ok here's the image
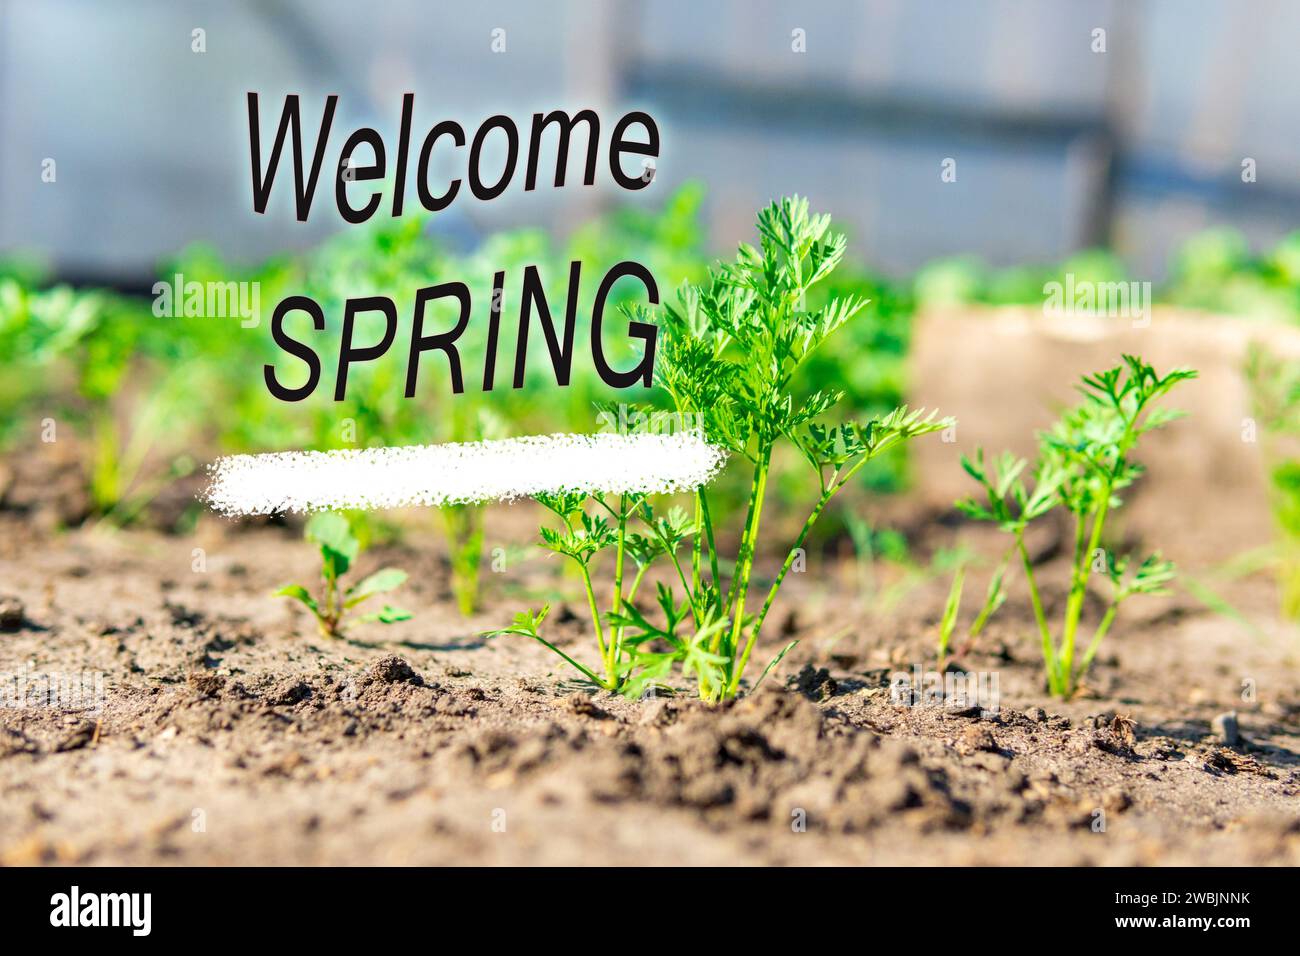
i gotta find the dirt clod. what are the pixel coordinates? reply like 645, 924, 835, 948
790, 664, 837, 701
1109, 714, 1137, 748
637, 699, 675, 727
265, 679, 312, 706
1103, 788, 1132, 812
563, 692, 609, 719
54, 722, 98, 753
957, 724, 998, 754
1212, 711, 1241, 747
187, 672, 226, 697
366, 655, 423, 686
0, 595, 24, 631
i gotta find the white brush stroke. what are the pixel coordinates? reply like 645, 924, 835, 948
204, 431, 727, 516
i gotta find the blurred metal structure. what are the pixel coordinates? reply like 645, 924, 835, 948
2, 0, 1298, 284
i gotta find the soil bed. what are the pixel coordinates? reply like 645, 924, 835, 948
1, 511, 1299, 866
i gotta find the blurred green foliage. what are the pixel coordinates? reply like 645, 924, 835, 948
9, 191, 1300, 614
910, 226, 1300, 325
1245, 345, 1300, 619
913, 248, 1132, 309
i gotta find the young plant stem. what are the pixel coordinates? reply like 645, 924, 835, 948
1283, 553, 1300, 620
691, 493, 704, 599
1017, 531, 1059, 694
608, 495, 628, 682
531, 633, 605, 686
722, 446, 773, 677
578, 560, 612, 688
723, 454, 766, 620
321, 570, 341, 638
1059, 493, 1111, 695
626, 562, 650, 605
1059, 413, 1138, 694
640, 511, 696, 618
730, 484, 833, 695
90, 409, 120, 514
1071, 504, 1087, 571
699, 488, 722, 601
559, 512, 611, 686
1075, 600, 1119, 687
730, 457, 865, 695
968, 543, 1014, 639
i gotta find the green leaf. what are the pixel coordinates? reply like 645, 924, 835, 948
535, 491, 588, 518
621, 653, 677, 700
345, 568, 408, 607
376, 605, 413, 624
1125, 553, 1177, 597
359, 604, 414, 625
753, 640, 799, 692
274, 584, 318, 615
307, 512, 358, 558
938, 566, 965, 655
970, 549, 1011, 638
484, 605, 550, 640
307, 512, 358, 578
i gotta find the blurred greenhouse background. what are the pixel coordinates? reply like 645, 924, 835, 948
4, 0, 1300, 285
7, 0, 1300, 625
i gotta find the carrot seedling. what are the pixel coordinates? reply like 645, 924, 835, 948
487, 493, 697, 692
957, 356, 1196, 697
275, 512, 412, 638
641, 197, 952, 700
493, 198, 951, 701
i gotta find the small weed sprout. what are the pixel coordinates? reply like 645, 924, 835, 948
444, 503, 486, 616
1244, 345, 1300, 618
957, 356, 1196, 697
933, 543, 1010, 667
275, 513, 412, 638
935, 564, 965, 670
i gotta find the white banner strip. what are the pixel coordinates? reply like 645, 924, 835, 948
204, 431, 727, 516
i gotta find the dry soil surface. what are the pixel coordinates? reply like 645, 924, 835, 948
2, 512, 1300, 866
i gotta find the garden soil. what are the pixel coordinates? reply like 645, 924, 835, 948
2, 500, 1299, 866
5, 309, 1300, 866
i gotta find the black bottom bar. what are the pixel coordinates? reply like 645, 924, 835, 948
0, 866, 1274, 941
